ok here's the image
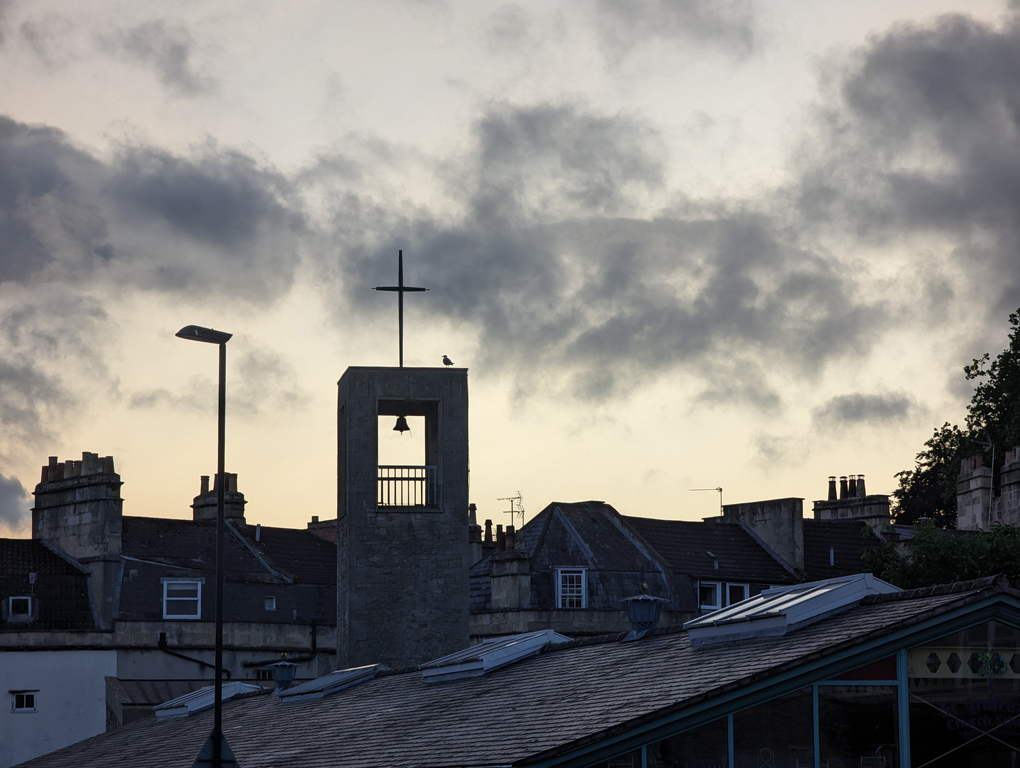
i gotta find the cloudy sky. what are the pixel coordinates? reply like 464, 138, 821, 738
1, 0, 1018, 534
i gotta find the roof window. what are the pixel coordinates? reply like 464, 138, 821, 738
420, 629, 571, 683
154, 681, 262, 720
278, 664, 381, 702
685, 574, 899, 648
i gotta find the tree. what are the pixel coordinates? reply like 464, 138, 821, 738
891, 423, 967, 527
863, 520, 1020, 588
893, 307, 1020, 527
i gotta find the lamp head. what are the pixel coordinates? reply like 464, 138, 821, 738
176, 325, 232, 344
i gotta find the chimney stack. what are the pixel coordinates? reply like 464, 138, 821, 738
33, 452, 122, 629
192, 472, 247, 523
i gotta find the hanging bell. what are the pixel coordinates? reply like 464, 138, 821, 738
393, 415, 410, 434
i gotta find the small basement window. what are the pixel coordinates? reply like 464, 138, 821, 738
264, 596, 276, 611
163, 580, 202, 619
11, 691, 37, 712
556, 568, 587, 609
5, 595, 36, 623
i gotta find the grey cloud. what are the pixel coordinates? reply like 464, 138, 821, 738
104, 19, 215, 96
19, 14, 76, 68
812, 392, 915, 429
128, 344, 308, 419
330, 102, 882, 405
0, 472, 29, 527
753, 432, 793, 466
594, 0, 758, 61
795, 13, 1020, 318
0, 117, 303, 301
0, 294, 110, 459
485, 5, 531, 54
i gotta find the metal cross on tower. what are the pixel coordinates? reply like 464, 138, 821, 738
374, 250, 429, 368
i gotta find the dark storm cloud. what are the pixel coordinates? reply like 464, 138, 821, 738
795, 13, 1020, 317
330, 102, 881, 405
812, 392, 915, 429
0, 472, 29, 528
0, 117, 303, 300
0, 295, 109, 456
594, 0, 758, 60
104, 19, 215, 96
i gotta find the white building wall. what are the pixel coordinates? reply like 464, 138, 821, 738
0, 650, 116, 768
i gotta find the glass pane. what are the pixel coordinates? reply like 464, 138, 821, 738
818, 685, 898, 767
909, 620, 1020, 767
734, 688, 813, 768
648, 717, 727, 768
167, 599, 199, 616
590, 748, 642, 768
700, 583, 719, 608
728, 584, 748, 606
166, 583, 198, 598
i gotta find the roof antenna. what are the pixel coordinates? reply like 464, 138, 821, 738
497, 492, 525, 528
690, 487, 723, 516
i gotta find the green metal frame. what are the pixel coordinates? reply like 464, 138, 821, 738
522, 593, 1020, 768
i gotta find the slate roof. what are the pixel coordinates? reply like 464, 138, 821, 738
802, 519, 881, 581
0, 539, 94, 631
20, 577, 1013, 768
626, 516, 795, 584
117, 517, 336, 624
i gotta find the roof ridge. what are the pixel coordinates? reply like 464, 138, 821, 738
859, 574, 1009, 604
541, 623, 688, 653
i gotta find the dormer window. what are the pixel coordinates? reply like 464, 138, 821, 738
555, 568, 587, 609
3, 596, 37, 623
163, 579, 202, 620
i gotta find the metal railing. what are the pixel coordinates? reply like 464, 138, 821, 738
377, 465, 437, 508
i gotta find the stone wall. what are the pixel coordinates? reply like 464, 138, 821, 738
337, 367, 470, 669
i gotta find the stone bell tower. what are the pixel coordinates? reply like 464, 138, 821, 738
336, 366, 470, 668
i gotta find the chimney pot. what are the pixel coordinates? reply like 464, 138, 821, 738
856, 475, 866, 497
827, 476, 837, 501
200, 476, 210, 495
484, 519, 493, 543
311, 515, 319, 524
848, 475, 858, 497
468, 503, 477, 525
839, 476, 849, 500
506, 525, 516, 552
496, 524, 505, 552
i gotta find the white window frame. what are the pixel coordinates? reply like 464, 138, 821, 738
699, 580, 722, 612
11, 691, 37, 713
162, 579, 203, 620
5, 595, 36, 623
727, 582, 749, 606
555, 568, 588, 609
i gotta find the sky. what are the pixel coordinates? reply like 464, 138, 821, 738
1, 0, 1020, 534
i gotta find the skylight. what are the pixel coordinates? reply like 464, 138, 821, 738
278, 664, 381, 702
684, 574, 899, 648
153, 682, 263, 720
420, 629, 571, 683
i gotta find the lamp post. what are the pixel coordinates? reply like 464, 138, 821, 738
176, 325, 232, 768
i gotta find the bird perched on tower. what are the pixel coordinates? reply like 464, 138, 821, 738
442, 355, 454, 366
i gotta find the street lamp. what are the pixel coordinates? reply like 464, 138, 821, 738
176, 325, 232, 768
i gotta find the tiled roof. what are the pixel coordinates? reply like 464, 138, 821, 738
802, 519, 881, 580
22, 578, 1010, 768
0, 539, 94, 631
626, 516, 795, 583
231, 523, 336, 585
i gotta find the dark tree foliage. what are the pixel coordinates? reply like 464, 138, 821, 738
862, 521, 1020, 589
964, 309, 1020, 450
891, 423, 966, 527
893, 308, 1020, 527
